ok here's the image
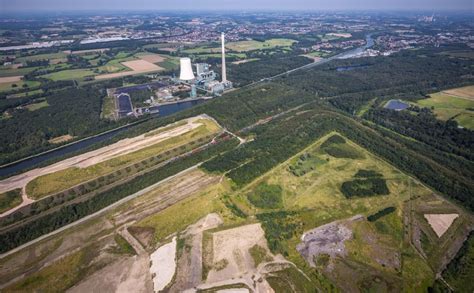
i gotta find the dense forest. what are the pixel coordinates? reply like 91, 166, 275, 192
0, 81, 125, 165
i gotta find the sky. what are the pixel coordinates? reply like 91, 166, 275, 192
1, 0, 472, 12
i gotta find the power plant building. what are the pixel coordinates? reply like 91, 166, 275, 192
178, 32, 232, 95
179, 57, 195, 81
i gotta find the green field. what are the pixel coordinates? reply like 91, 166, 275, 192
16, 52, 68, 63
0, 66, 38, 78
40, 68, 96, 81
226, 38, 296, 52
307, 51, 329, 58
415, 87, 474, 129
182, 46, 221, 54
225, 132, 440, 291
25, 100, 49, 111
0, 80, 41, 93
0, 189, 22, 214
25, 118, 221, 199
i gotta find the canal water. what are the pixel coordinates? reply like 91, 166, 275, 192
0, 99, 206, 178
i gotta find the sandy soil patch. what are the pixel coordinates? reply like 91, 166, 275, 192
217, 289, 250, 293
207, 223, 270, 284
231, 59, 258, 65
150, 236, 177, 292
48, 134, 74, 144
424, 214, 459, 237
122, 59, 161, 71
68, 255, 153, 293
302, 55, 323, 62
139, 54, 166, 64
95, 59, 163, 80
0, 76, 22, 84
297, 215, 363, 267
442, 85, 474, 100
0, 116, 210, 205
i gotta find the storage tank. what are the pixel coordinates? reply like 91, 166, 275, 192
179, 57, 195, 81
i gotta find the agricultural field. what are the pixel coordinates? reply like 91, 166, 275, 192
226, 38, 296, 52
15, 52, 68, 63
0, 79, 40, 93
0, 66, 38, 77
40, 68, 95, 81
415, 85, 474, 129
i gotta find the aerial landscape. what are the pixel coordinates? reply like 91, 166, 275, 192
0, 0, 473, 292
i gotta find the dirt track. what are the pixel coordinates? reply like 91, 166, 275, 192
0, 76, 22, 84
0, 116, 208, 217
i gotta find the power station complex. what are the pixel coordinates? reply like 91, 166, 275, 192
179, 32, 233, 95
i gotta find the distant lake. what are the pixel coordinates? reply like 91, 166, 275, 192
384, 100, 410, 111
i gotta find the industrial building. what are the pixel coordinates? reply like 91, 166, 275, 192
178, 32, 233, 95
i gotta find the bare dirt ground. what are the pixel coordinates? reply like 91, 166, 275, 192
138, 54, 166, 64
0, 116, 209, 216
48, 134, 75, 144
68, 254, 153, 293
231, 59, 257, 65
0, 76, 22, 84
207, 223, 270, 284
297, 215, 363, 267
424, 214, 459, 237
95, 59, 163, 80
170, 213, 223, 292
302, 55, 323, 62
442, 85, 474, 100
1, 168, 220, 291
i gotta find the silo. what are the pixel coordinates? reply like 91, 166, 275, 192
179, 58, 195, 81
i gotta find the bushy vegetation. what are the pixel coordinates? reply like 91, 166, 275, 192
0, 189, 22, 213
266, 266, 318, 293
288, 153, 326, 177
367, 206, 396, 222
249, 244, 272, 266
320, 135, 363, 159
438, 232, 474, 292
340, 178, 390, 198
112, 233, 136, 255
256, 211, 301, 256
355, 169, 383, 178
247, 183, 283, 209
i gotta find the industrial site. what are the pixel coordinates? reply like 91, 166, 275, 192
0, 6, 473, 293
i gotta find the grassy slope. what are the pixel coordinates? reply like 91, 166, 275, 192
26, 119, 221, 199
0, 189, 22, 214
229, 132, 436, 291
416, 87, 474, 129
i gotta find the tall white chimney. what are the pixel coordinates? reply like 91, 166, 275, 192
221, 32, 227, 82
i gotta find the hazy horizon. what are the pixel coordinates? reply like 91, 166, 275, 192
1, 0, 473, 13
